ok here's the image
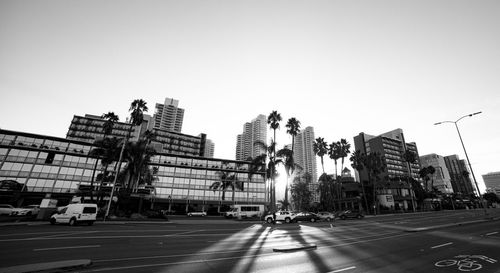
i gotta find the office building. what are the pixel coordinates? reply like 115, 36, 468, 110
419, 154, 453, 194
444, 155, 476, 196
235, 115, 267, 161
153, 97, 184, 132
482, 171, 500, 197
0, 129, 266, 212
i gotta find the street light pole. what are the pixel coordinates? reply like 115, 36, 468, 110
434, 111, 487, 215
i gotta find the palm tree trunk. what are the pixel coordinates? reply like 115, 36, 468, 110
89, 157, 99, 202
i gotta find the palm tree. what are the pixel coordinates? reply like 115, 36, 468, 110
363, 152, 386, 215
285, 117, 300, 211
419, 167, 430, 192
101, 112, 119, 135
427, 165, 436, 192
209, 162, 243, 201
350, 150, 369, 212
267, 110, 282, 211
88, 112, 119, 202
313, 137, 328, 174
276, 147, 302, 210
338, 139, 351, 173
402, 150, 418, 212
328, 141, 342, 179
106, 99, 148, 218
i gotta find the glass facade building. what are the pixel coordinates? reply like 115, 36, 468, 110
0, 129, 266, 210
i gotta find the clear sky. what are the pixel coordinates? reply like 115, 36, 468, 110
1, 0, 499, 194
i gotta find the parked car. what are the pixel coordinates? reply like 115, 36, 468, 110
0, 204, 15, 216
187, 211, 207, 217
337, 210, 365, 220
50, 203, 98, 226
316, 211, 336, 222
264, 211, 296, 224
11, 207, 33, 216
293, 212, 321, 223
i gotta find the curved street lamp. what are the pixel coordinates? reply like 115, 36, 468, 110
434, 111, 487, 214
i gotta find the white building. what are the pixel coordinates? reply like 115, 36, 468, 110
153, 97, 184, 132
420, 153, 454, 194
235, 115, 267, 161
482, 171, 500, 197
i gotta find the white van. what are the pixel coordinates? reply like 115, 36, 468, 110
225, 204, 264, 219
50, 203, 98, 226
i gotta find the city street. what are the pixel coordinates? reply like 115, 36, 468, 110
0, 209, 499, 273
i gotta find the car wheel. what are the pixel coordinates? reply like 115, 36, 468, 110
310, 218, 316, 222
266, 218, 273, 224
285, 218, 291, 223
69, 218, 77, 226
341, 215, 346, 220
50, 218, 56, 225
88, 221, 94, 226
326, 217, 331, 222
357, 215, 363, 219
27, 212, 32, 217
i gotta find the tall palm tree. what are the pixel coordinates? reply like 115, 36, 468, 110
328, 141, 342, 179
88, 112, 119, 202
427, 165, 436, 192
313, 137, 328, 174
350, 150, 369, 212
276, 147, 302, 210
328, 141, 342, 209
338, 138, 351, 173
267, 110, 282, 211
284, 117, 300, 210
402, 150, 418, 212
363, 152, 385, 215
106, 99, 148, 218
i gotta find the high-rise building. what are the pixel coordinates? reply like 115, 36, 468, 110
294, 126, 319, 202
482, 171, 500, 197
354, 128, 421, 182
419, 153, 453, 194
235, 115, 267, 161
444, 155, 476, 196
153, 97, 184, 132
353, 128, 419, 211
204, 138, 215, 158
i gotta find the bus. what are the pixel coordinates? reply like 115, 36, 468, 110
225, 204, 265, 219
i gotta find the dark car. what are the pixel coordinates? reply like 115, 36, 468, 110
293, 212, 321, 223
337, 210, 364, 220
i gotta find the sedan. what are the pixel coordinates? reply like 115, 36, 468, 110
187, 211, 207, 217
0, 204, 15, 216
337, 210, 365, 220
293, 212, 321, 223
316, 211, 336, 222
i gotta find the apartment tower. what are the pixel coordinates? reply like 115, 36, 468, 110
235, 115, 267, 161
153, 97, 184, 132
294, 126, 319, 202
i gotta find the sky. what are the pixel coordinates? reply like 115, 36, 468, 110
1, 0, 499, 194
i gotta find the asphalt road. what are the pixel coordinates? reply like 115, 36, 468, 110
0, 209, 499, 273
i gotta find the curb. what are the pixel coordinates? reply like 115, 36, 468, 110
0, 259, 92, 273
273, 244, 317, 252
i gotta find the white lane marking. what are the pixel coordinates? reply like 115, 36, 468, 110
486, 231, 498, 236
431, 242, 453, 249
163, 230, 201, 237
34, 245, 101, 251
328, 266, 356, 272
